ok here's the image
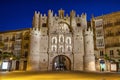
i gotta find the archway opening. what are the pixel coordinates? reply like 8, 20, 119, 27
52, 55, 71, 71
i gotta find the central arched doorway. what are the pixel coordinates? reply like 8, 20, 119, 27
53, 55, 71, 71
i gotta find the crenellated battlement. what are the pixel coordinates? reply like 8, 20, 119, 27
30, 27, 40, 36
28, 9, 96, 71
84, 27, 93, 34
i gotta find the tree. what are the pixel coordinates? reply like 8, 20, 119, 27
104, 54, 110, 60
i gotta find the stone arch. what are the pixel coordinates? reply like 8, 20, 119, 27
58, 21, 73, 33
52, 55, 71, 71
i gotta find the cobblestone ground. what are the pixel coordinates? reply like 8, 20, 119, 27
0, 71, 120, 80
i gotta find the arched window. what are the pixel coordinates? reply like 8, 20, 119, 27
59, 35, 64, 43
58, 23, 70, 33
53, 38, 55, 44
67, 46, 71, 51
52, 37, 57, 44
67, 39, 70, 44
59, 46, 64, 52
52, 45, 57, 52
60, 36, 63, 42
53, 46, 55, 51
66, 37, 71, 44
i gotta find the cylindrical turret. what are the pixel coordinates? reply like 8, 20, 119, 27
39, 14, 42, 29
58, 9, 64, 18
84, 28, 96, 71
32, 11, 40, 29
81, 13, 87, 29
70, 10, 76, 30
48, 9, 53, 26
27, 28, 40, 71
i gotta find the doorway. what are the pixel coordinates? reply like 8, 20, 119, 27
100, 60, 106, 71
53, 55, 71, 71
23, 61, 27, 70
15, 61, 19, 70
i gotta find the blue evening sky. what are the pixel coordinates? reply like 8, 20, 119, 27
0, 0, 120, 31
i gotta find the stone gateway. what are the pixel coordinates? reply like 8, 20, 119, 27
27, 9, 96, 71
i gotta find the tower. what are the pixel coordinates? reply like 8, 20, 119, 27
84, 27, 96, 71
27, 11, 40, 71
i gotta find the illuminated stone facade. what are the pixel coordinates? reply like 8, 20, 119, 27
0, 9, 96, 71
28, 9, 96, 71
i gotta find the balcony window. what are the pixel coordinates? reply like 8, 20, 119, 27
0, 36, 2, 41
100, 51, 104, 56
24, 43, 29, 49
114, 19, 120, 25
24, 36, 29, 40
110, 50, 114, 57
4, 37, 9, 42
104, 23, 113, 28
11, 36, 15, 41
116, 31, 120, 36
16, 33, 22, 40
24, 51, 28, 58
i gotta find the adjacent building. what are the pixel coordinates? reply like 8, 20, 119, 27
0, 29, 30, 71
92, 12, 120, 71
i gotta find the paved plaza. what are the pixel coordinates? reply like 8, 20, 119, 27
0, 71, 120, 80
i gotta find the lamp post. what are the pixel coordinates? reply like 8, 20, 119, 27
9, 57, 13, 71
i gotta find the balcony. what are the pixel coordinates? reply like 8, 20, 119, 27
3, 47, 8, 50
115, 31, 120, 36
104, 23, 113, 28
10, 37, 15, 41
105, 43, 120, 48
4, 39, 9, 42
95, 25, 103, 28
9, 46, 14, 50
0, 39, 2, 41
105, 33, 114, 38
24, 46, 29, 49
114, 21, 120, 26
16, 33, 22, 40
16, 37, 22, 40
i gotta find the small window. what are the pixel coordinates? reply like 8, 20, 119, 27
53, 47, 55, 51
77, 23, 81, 27
110, 50, 114, 56
100, 51, 104, 56
24, 51, 28, 58
68, 46, 71, 51
42, 23, 46, 27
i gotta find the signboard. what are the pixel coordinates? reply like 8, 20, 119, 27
110, 63, 117, 72
2, 62, 9, 70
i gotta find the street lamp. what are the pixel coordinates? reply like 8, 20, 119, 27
9, 57, 13, 71
10, 57, 13, 60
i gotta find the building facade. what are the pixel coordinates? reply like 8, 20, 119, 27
0, 29, 30, 71
27, 9, 96, 71
0, 9, 97, 71
92, 12, 120, 71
